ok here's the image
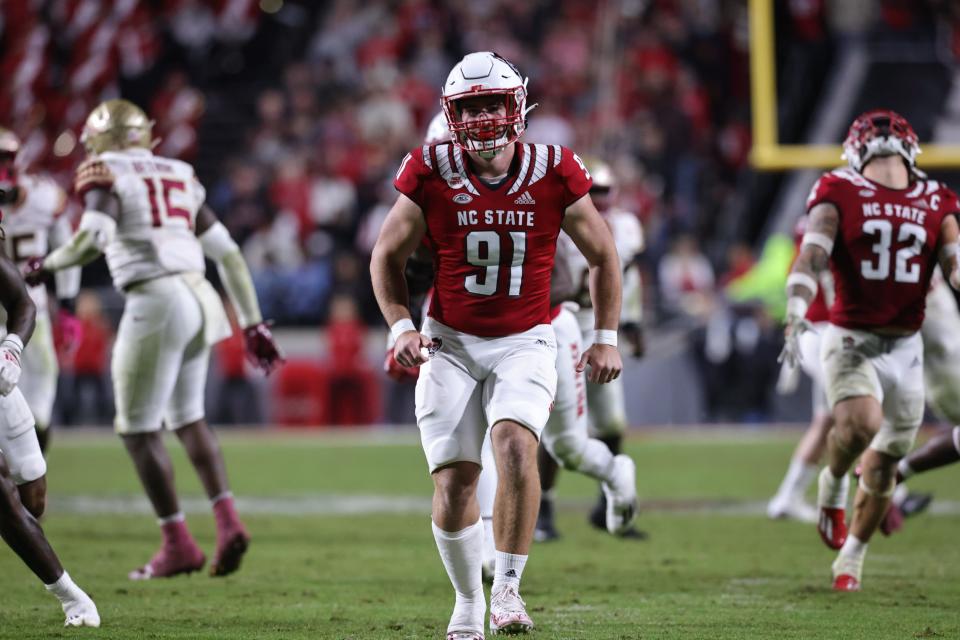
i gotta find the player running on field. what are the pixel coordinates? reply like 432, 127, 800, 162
25, 99, 284, 580
780, 110, 960, 591
371, 52, 623, 638
0, 215, 98, 627
535, 156, 646, 542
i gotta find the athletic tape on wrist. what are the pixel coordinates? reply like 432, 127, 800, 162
594, 329, 618, 347
390, 318, 416, 342
801, 231, 834, 255
786, 272, 818, 296
786, 296, 808, 321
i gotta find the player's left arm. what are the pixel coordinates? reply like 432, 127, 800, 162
48, 213, 82, 306
561, 194, 623, 383
0, 241, 36, 395
195, 204, 284, 374
25, 187, 119, 285
937, 213, 960, 290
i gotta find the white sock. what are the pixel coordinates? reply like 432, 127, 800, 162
817, 467, 849, 508
897, 458, 915, 480
776, 457, 817, 501
953, 426, 960, 455
481, 516, 496, 568
576, 439, 615, 481
432, 519, 485, 633
157, 511, 185, 526
492, 550, 527, 593
840, 533, 867, 558
44, 571, 85, 604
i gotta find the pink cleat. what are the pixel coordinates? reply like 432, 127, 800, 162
210, 496, 250, 577
129, 541, 206, 580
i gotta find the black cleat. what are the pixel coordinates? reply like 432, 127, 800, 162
589, 489, 647, 540
534, 496, 561, 542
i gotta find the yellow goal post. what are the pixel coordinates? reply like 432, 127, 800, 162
748, 0, 960, 170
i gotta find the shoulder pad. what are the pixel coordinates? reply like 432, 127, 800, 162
74, 158, 116, 197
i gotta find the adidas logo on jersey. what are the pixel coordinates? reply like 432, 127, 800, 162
514, 191, 536, 205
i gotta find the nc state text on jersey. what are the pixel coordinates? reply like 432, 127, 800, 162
456, 209, 536, 227
861, 201, 927, 225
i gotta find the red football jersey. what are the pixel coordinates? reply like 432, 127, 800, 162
394, 141, 592, 336
806, 167, 960, 332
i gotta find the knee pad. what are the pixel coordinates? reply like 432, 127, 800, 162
0, 420, 45, 485
858, 473, 895, 498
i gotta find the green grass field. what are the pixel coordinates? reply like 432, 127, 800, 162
1, 429, 958, 639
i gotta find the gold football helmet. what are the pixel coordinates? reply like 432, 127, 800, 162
581, 156, 615, 191
80, 99, 155, 154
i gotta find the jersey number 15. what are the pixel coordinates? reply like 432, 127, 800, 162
143, 178, 192, 229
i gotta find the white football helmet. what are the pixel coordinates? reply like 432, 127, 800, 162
424, 111, 451, 144
441, 52, 535, 155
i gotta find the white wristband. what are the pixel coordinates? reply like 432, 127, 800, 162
390, 318, 417, 342
2, 334, 23, 354
786, 296, 809, 321
594, 329, 618, 347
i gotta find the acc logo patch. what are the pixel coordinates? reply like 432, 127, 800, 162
858, 190, 875, 197
452, 193, 473, 204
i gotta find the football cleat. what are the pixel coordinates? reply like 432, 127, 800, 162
898, 491, 933, 518
62, 595, 100, 628
489, 585, 534, 635
832, 552, 864, 592
880, 503, 904, 536
602, 454, 638, 535
818, 507, 847, 550
448, 633, 484, 640
833, 574, 861, 592
129, 540, 206, 580
210, 527, 251, 577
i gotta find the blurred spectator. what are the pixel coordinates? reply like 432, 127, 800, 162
324, 295, 378, 425
62, 291, 113, 426
658, 234, 715, 319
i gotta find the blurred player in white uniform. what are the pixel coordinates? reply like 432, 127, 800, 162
0, 128, 81, 456
25, 99, 284, 580
541, 157, 645, 538
0, 182, 99, 626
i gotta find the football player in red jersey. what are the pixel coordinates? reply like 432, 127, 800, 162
781, 110, 960, 591
371, 52, 623, 638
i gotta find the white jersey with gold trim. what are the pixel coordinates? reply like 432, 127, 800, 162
81, 149, 206, 290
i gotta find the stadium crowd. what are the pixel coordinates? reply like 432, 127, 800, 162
2, 0, 958, 425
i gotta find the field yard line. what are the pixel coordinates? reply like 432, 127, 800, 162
46, 495, 960, 517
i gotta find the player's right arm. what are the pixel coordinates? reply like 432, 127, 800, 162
370, 193, 431, 368
779, 202, 838, 366
0, 240, 35, 395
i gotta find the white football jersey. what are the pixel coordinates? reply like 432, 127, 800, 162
562, 208, 644, 328
79, 149, 206, 290
0, 173, 68, 311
